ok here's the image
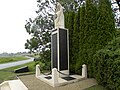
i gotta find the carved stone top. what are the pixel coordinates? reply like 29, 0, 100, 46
54, 2, 64, 29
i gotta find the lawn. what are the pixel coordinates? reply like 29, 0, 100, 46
0, 56, 29, 64
0, 61, 36, 83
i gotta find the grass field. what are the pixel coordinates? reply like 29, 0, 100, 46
0, 62, 35, 83
0, 56, 29, 64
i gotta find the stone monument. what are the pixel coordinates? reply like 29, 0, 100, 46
51, 2, 69, 77
35, 2, 88, 87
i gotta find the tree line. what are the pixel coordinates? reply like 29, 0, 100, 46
65, 0, 115, 76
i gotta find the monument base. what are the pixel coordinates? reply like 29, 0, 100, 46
36, 64, 87, 87
36, 73, 85, 87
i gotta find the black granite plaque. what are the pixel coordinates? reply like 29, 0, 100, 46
44, 76, 52, 79
59, 29, 68, 70
62, 76, 76, 81
52, 34, 58, 68
51, 28, 69, 71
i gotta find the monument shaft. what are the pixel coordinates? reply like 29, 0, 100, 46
51, 28, 69, 75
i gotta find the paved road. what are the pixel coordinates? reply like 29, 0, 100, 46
0, 57, 34, 70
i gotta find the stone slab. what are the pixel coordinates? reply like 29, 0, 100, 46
0, 79, 28, 90
19, 74, 97, 90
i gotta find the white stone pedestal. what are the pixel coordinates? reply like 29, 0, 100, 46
82, 64, 87, 78
35, 64, 87, 87
52, 68, 58, 87
36, 64, 41, 77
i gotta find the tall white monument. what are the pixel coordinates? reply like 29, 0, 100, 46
51, 2, 69, 77
35, 2, 88, 87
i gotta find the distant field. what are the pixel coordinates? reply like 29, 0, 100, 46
0, 56, 29, 64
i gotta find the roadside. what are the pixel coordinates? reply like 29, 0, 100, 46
0, 61, 35, 83
0, 58, 33, 70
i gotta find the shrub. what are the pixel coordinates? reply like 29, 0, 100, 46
93, 37, 120, 90
34, 50, 51, 71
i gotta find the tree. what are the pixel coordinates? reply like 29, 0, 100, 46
71, 8, 81, 73
58, 0, 85, 12
92, 0, 117, 87
75, 5, 86, 74
75, 0, 116, 77
25, 0, 56, 63
97, 0, 116, 47
25, 0, 86, 54
82, 0, 98, 77
64, 11, 75, 73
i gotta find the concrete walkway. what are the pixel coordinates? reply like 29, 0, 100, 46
19, 74, 97, 90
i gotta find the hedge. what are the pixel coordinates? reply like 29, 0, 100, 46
93, 37, 120, 90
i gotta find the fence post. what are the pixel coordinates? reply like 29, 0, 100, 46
36, 64, 41, 77
52, 68, 58, 87
82, 64, 87, 78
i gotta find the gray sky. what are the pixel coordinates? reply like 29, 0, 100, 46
0, 0, 37, 53
0, 0, 119, 54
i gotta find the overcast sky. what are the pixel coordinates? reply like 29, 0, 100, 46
0, 0, 119, 54
0, 0, 37, 53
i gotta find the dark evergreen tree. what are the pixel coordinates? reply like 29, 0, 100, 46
75, 5, 86, 74
97, 0, 116, 48
71, 8, 81, 73
76, 0, 98, 76
76, 0, 116, 77
92, 0, 116, 86
64, 11, 75, 73
84, 0, 98, 77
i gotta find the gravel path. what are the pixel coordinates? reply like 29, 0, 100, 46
19, 74, 97, 90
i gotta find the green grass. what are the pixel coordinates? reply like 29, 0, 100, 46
0, 56, 29, 64
0, 62, 36, 83
85, 85, 107, 90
